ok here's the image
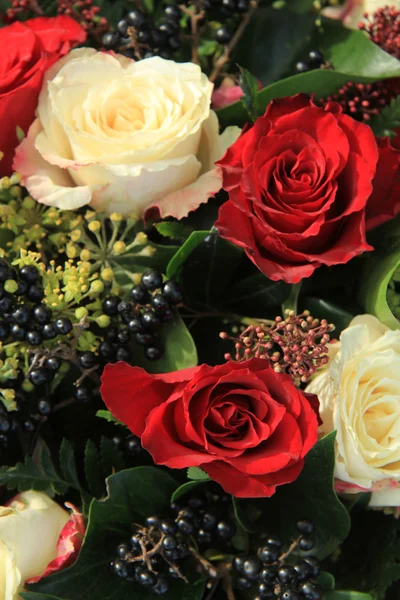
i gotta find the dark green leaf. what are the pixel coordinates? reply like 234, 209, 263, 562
100, 436, 126, 479
232, 7, 316, 86
59, 440, 80, 491
171, 481, 208, 503
166, 231, 209, 280
96, 410, 125, 426
84, 440, 106, 500
239, 66, 260, 121
111, 242, 179, 277
187, 467, 211, 481
224, 273, 291, 317
180, 232, 243, 310
154, 221, 191, 241
325, 593, 374, 600
131, 313, 198, 373
232, 497, 262, 533
318, 571, 335, 591
370, 96, 400, 138
234, 433, 350, 558
303, 297, 353, 335
29, 467, 205, 600
232, 518, 250, 552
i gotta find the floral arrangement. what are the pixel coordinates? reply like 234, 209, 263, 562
0, 0, 399, 599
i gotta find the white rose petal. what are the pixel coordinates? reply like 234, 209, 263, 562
306, 314, 400, 506
0, 539, 21, 600
14, 51, 241, 219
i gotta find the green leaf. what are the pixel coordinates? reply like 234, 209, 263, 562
171, 481, 208, 503
232, 7, 316, 86
234, 433, 350, 559
154, 221, 190, 241
318, 20, 400, 80
232, 517, 250, 553
0, 452, 69, 496
282, 282, 302, 315
29, 467, 205, 600
303, 297, 353, 335
360, 227, 400, 329
187, 467, 211, 481
59, 440, 80, 491
224, 273, 291, 317
96, 410, 125, 426
179, 232, 243, 311
100, 436, 126, 479
131, 313, 198, 373
318, 571, 335, 591
111, 241, 179, 278
166, 231, 209, 280
239, 66, 260, 122
325, 593, 374, 600
370, 96, 400, 138
84, 440, 106, 499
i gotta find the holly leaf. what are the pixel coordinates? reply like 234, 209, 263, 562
370, 96, 400, 138
28, 467, 205, 600
239, 66, 260, 122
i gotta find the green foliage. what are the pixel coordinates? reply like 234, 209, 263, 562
132, 313, 198, 373
187, 467, 211, 481
330, 507, 400, 599
154, 221, 191, 241
370, 96, 400, 138
360, 218, 400, 329
233, 433, 351, 559
168, 230, 243, 311
96, 410, 126, 426
0, 440, 91, 512
223, 273, 291, 317
302, 297, 354, 335
29, 467, 205, 600
239, 66, 260, 121
171, 480, 208, 503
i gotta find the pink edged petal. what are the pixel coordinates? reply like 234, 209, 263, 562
100, 362, 177, 437
13, 120, 94, 210
27, 504, 85, 583
151, 166, 223, 220
141, 399, 217, 468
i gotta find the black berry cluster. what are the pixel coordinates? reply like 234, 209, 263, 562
110, 488, 236, 593
102, 6, 181, 60
295, 50, 326, 74
100, 270, 182, 363
233, 520, 322, 600
202, 0, 252, 45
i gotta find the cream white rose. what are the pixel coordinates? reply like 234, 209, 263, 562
323, 0, 400, 29
306, 315, 400, 507
0, 490, 69, 599
14, 50, 240, 219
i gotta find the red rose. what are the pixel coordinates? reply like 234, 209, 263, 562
100, 359, 319, 498
0, 16, 86, 177
215, 94, 380, 284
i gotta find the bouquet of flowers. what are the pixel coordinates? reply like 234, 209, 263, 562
0, 0, 399, 598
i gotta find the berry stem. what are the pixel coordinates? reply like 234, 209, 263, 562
209, 0, 258, 82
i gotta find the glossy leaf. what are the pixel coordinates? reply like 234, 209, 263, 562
224, 273, 291, 317
131, 313, 198, 373
166, 231, 209, 280
29, 467, 205, 600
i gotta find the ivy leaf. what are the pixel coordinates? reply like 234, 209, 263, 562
370, 96, 400, 138
28, 467, 205, 600
233, 433, 351, 559
239, 66, 260, 122
154, 221, 191, 241
96, 410, 126, 426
